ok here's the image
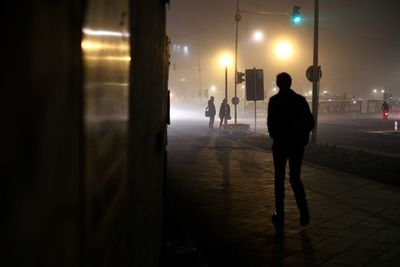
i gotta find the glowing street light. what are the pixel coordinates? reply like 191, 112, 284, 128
218, 53, 233, 122
232, 2, 305, 125
219, 53, 233, 67
274, 41, 293, 59
252, 30, 264, 42
183, 46, 189, 55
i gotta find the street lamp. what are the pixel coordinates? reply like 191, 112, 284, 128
252, 30, 264, 42
311, 0, 320, 145
274, 40, 293, 59
232, 1, 302, 125
219, 53, 232, 128
219, 54, 232, 68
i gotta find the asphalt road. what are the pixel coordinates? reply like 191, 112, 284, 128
210, 112, 400, 157
316, 114, 400, 156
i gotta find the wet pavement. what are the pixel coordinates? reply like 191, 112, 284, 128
163, 120, 400, 267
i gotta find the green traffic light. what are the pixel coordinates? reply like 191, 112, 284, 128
292, 15, 302, 25
291, 5, 302, 25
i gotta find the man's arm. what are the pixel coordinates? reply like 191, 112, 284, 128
267, 99, 276, 139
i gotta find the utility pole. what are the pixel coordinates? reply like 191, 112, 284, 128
197, 43, 202, 98
234, 0, 240, 124
224, 65, 228, 129
311, 0, 320, 144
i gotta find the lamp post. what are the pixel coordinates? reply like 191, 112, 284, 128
311, 0, 320, 145
232, 2, 293, 125
225, 65, 228, 103
234, 0, 240, 124
220, 54, 232, 100
220, 53, 232, 129
224, 65, 228, 129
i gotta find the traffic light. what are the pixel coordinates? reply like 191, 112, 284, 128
236, 71, 245, 84
291, 5, 302, 25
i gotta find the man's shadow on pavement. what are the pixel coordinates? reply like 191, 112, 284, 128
271, 230, 316, 266
215, 135, 232, 190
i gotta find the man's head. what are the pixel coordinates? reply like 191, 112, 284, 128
210, 96, 214, 101
276, 72, 292, 90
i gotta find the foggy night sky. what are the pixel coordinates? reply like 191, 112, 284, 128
166, 0, 400, 102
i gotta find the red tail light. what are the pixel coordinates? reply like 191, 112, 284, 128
384, 112, 388, 116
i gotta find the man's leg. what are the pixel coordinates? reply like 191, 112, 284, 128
272, 149, 287, 222
288, 147, 310, 226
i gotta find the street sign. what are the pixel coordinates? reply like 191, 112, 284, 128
232, 96, 239, 105
234, 13, 241, 22
306, 65, 322, 82
245, 68, 264, 101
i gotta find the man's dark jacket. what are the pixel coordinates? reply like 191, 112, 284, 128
267, 89, 315, 149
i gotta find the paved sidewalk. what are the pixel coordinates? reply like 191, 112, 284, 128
164, 121, 400, 267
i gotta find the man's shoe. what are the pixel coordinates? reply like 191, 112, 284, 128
271, 212, 284, 227
300, 213, 310, 226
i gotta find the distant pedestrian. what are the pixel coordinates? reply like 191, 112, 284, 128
205, 96, 216, 133
267, 72, 315, 228
219, 98, 231, 132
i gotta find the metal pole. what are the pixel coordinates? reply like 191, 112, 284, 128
254, 68, 257, 133
225, 66, 228, 129
254, 101, 257, 132
197, 42, 202, 97
225, 66, 228, 100
311, 0, 319, 144
234, 0, 240, 124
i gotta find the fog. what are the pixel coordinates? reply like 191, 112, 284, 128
167, 0, 400, 113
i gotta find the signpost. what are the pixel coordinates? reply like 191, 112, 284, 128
245, 68, 264, 132
311, 0, 320, 144
306, 65, 322, 82
306, 63, 322, 144
231, 96, 239, 106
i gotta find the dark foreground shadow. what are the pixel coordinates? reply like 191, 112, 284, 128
215, 135, 232, 190
270, 230, 316, 267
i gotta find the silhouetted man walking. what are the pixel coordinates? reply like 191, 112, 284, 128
267, 72, 315, 228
